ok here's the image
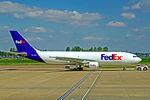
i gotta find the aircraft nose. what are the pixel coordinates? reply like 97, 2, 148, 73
137, 57, 142, 62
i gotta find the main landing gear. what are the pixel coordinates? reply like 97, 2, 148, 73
73, 65, 83, 71
65, 65, 83, 71
123, 66, 126, 71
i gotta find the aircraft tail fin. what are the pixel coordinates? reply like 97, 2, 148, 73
9, 31, 44, 62
10, 31, 35, 52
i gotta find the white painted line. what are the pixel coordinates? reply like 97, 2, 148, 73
58, 71, 94, 100
81, 71, 101, 100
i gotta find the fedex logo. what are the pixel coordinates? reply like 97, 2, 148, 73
16, 40, 25, 44
101, 54, 122, 60
90, 64, 96, 66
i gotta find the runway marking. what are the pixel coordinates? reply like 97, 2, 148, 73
57, 71, 94, 100
81, 71, 102, 100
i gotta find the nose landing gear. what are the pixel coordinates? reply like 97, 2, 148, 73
136, 64, 148, 71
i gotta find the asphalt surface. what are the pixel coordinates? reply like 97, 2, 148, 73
0, 66, 150, 100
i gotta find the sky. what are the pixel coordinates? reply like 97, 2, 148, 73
0, 0, 150, 52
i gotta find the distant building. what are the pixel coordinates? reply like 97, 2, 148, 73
134, 53, 150, 57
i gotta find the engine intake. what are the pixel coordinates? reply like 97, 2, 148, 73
88, 62, 100, 68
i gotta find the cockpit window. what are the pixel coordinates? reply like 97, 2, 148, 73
133, 56, 137, 58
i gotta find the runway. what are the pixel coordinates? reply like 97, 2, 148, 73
0, 65, 150, 100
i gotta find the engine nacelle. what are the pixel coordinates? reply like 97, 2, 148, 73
89, 62, 99, 68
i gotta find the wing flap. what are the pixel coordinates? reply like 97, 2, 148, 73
50, 56, 95, 64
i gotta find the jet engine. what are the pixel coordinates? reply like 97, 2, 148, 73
84, 62, 100, 68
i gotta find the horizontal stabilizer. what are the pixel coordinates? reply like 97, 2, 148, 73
7, 52, 27, 56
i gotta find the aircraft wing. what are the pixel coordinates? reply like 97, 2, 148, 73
7, 52, 27, 56
50, 56, 95, 64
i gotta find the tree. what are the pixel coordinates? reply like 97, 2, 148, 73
89, 47, 93, 51
75, 46, 81, 51
97, 46, 102, 51
71, 47, 75, 51
66, 47, 70, 51
94, 47, 97, 51
80, 48, 84, 51
71, 46, 82, 51
0, 51, 7, 56
10, 48, 16, 52
103, 47, 108, 51
65, 46, 109, 52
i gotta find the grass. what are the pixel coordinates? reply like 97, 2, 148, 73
139, 57, 150, 64
0, 58, 47, 65
0, 57, 150, 66
99, 66, 136, 68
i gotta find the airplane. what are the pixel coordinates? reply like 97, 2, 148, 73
9, 31, 142, 70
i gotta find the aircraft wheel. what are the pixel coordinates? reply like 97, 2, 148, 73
79, 67, 83, 71
143, 67, 148, 71
73, 68, 77, 71
137, 67, 141, 71
77, 67, 83, 71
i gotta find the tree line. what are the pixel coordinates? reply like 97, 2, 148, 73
0, 51, 7, 56
9, 47, 109, 52
66, 46, 108, 51
0, 48, 17, 56
0, 46, 108, 57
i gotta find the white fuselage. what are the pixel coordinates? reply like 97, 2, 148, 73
36, 50, 142, 65
9, 31, 142, 66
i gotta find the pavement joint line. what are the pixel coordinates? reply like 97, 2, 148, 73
81, 71, 102, 100
57, 70, 94, 100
